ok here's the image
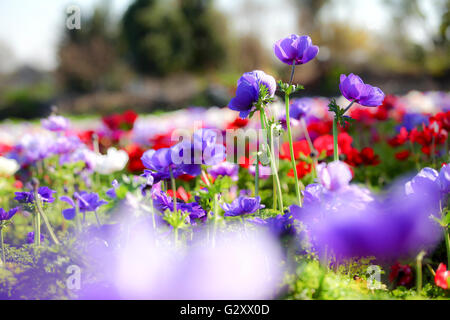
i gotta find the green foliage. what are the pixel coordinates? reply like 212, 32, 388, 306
328, 98, 354, 128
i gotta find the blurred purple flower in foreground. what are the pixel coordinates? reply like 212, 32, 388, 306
293, 167, 445, 262
112, 228, 283, 299
228, 70, 276, 118
339, 73, 385, 107
274, 34, 319, 65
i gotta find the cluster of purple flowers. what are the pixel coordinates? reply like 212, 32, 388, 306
152, 190, 207, 224
14, 186, 57, 204
141, 129, 225, 184
289, 163, 449, 261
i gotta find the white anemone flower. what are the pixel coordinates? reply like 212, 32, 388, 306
93, 147, 129, 175
0, 156, 20, 176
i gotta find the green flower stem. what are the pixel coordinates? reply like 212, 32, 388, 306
273, 176, 277, 211
286, 92, 303, 206
0, 226, 5, 266
94, 210, 102, 227
416, 250, 426, 294
170, 168, 177, 214
261, 111, 284, 211
150, 197, 156, 230
34, 192, 60, 245
174, 227, 179, 246
441, 201, 450, 267
255, 151, 260, 198
444, 228, 450, 267
212, 193, 220, 248
34, 210, 41, 247
333, 101, 355, 162
332, 116, 339, 162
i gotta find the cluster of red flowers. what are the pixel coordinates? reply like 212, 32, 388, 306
389, 262, 413, 287
0, 143, 12, 156
102, 110, 138, 131
389, 111, 449, 159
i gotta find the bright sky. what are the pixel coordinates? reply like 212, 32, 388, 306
0, 0, 441, 72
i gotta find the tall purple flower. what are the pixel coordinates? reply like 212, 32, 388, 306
221, 196, 264, 217
0, 207, 19, 221
274, 34, 319, 65
41, 115, 70, 132
339, 74, 385, 107
14, 186, 56, 204
228, 70, 276, 118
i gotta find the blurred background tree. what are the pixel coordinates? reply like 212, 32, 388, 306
0, 0, 448, 118
57, 1, 121, 93
122, 0, 228, 76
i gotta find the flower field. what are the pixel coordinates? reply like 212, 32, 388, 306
0, 34, 449, 300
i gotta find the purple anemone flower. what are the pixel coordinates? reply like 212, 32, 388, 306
14, 186, 56, 204
438, 164, 450, 194
207, 162, 239, 181
274, 34, 319, 65
141, 148, 184, 183
152, 191, 206, 223
0, 207, 19, 221
290, 99, 311, 120
228, 70, 276, 118
41, 115, 70, 132
248, 164, 271, 179
50, 136, 82, 155
316, 161, 352, 192
405, 167, 440, 197
106, 180, 119, 199
221, 196, 264, 217
339, 74, 385, 107
27, 231, 44, 244
60, 192, 107, 220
